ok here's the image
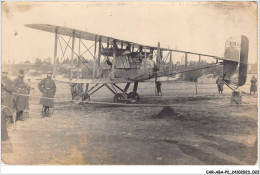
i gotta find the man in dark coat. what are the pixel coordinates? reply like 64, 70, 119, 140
38, 71, 56, 117
216, 76, 224, 94
2, 107, 9, 142
13, 70, 30, 121
1, 107, 13, 153
250, 75, 257, 95
1, 68, 16, 142
156, 81, 162, 96
1, 68, 16, 119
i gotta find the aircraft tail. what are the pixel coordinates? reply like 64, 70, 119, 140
223, 35, 249, 86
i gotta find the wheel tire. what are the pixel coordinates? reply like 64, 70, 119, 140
114, 93, 126, 103
127, 92, 140, 103
72, 94, 83, 104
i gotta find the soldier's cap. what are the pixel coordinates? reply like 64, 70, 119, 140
19, 70, 24, 75
2, 68, 8, 73
47, 71, 53, 74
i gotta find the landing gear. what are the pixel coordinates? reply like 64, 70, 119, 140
72, 93, 90, 104
113, 82, 140, 104
72, 93, 82, 104
113, 81, 140, 103
113, 92, 140, 104
70, 83, 92, 104
82, 93, 90, 101
126, 81, 140, 103
127, 91, 140, 103
114, 93, 127, 103
73, 81, 141, 104
72, 93, 91, 104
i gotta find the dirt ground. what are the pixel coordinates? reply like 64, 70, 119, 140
1, 81, 258, 165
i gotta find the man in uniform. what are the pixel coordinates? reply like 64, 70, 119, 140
13, 70, 30, 121
1, 68, 16, 143
1, 68, 16, 121
250, 75, 257, 95
216, 76, 224, 94
1, 105, 13, 153
38, 71, 56, 117
156, 81, 162, 96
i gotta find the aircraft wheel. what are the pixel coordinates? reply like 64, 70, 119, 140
72, 94, 83, 104
82, 93, 90, 101
127, 92, 140, 103
114, 93, 126, 103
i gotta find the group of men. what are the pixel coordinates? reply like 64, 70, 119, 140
1, 68, 57, 142
2, 69, 30, 122
2, 69, 31, 142
1, 69, 56, 121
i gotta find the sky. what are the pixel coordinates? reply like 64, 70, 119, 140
1, 1, 258, 64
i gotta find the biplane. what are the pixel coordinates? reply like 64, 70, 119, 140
25, 24, 249, 104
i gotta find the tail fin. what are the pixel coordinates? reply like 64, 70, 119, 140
223, 35, 249, 86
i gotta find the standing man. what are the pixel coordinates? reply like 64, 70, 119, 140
216, 76, 224, 94
1, 68, 16, 121
38, 71, 56, 117
250, 75, 257, 95
13, 70, 30, 121
1, 68, 16, 143
156, 81, 163, 96
1, 107, 13, 153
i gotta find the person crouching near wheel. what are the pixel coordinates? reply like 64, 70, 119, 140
38, 71, 56, 117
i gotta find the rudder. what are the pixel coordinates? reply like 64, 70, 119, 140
238, 35, 249, 86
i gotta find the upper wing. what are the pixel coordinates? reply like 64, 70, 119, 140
25, 24, 227, 61
25, 24, 145, 49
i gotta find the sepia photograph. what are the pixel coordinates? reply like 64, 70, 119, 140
1, 1, 258, 170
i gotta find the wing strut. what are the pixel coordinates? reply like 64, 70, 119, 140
97, 37, 102, 78
144, 46, 147, 73
70, 30, 75, 80
185, 53, 188, 67
156, 42, 161, 69
111, 40, 117, 79
78, 35, 80, 67
93, 35, 97, 79
169, 51, 172, 76
53, 27, 58, 76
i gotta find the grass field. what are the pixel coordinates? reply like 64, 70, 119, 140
2, 80, 258, 165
